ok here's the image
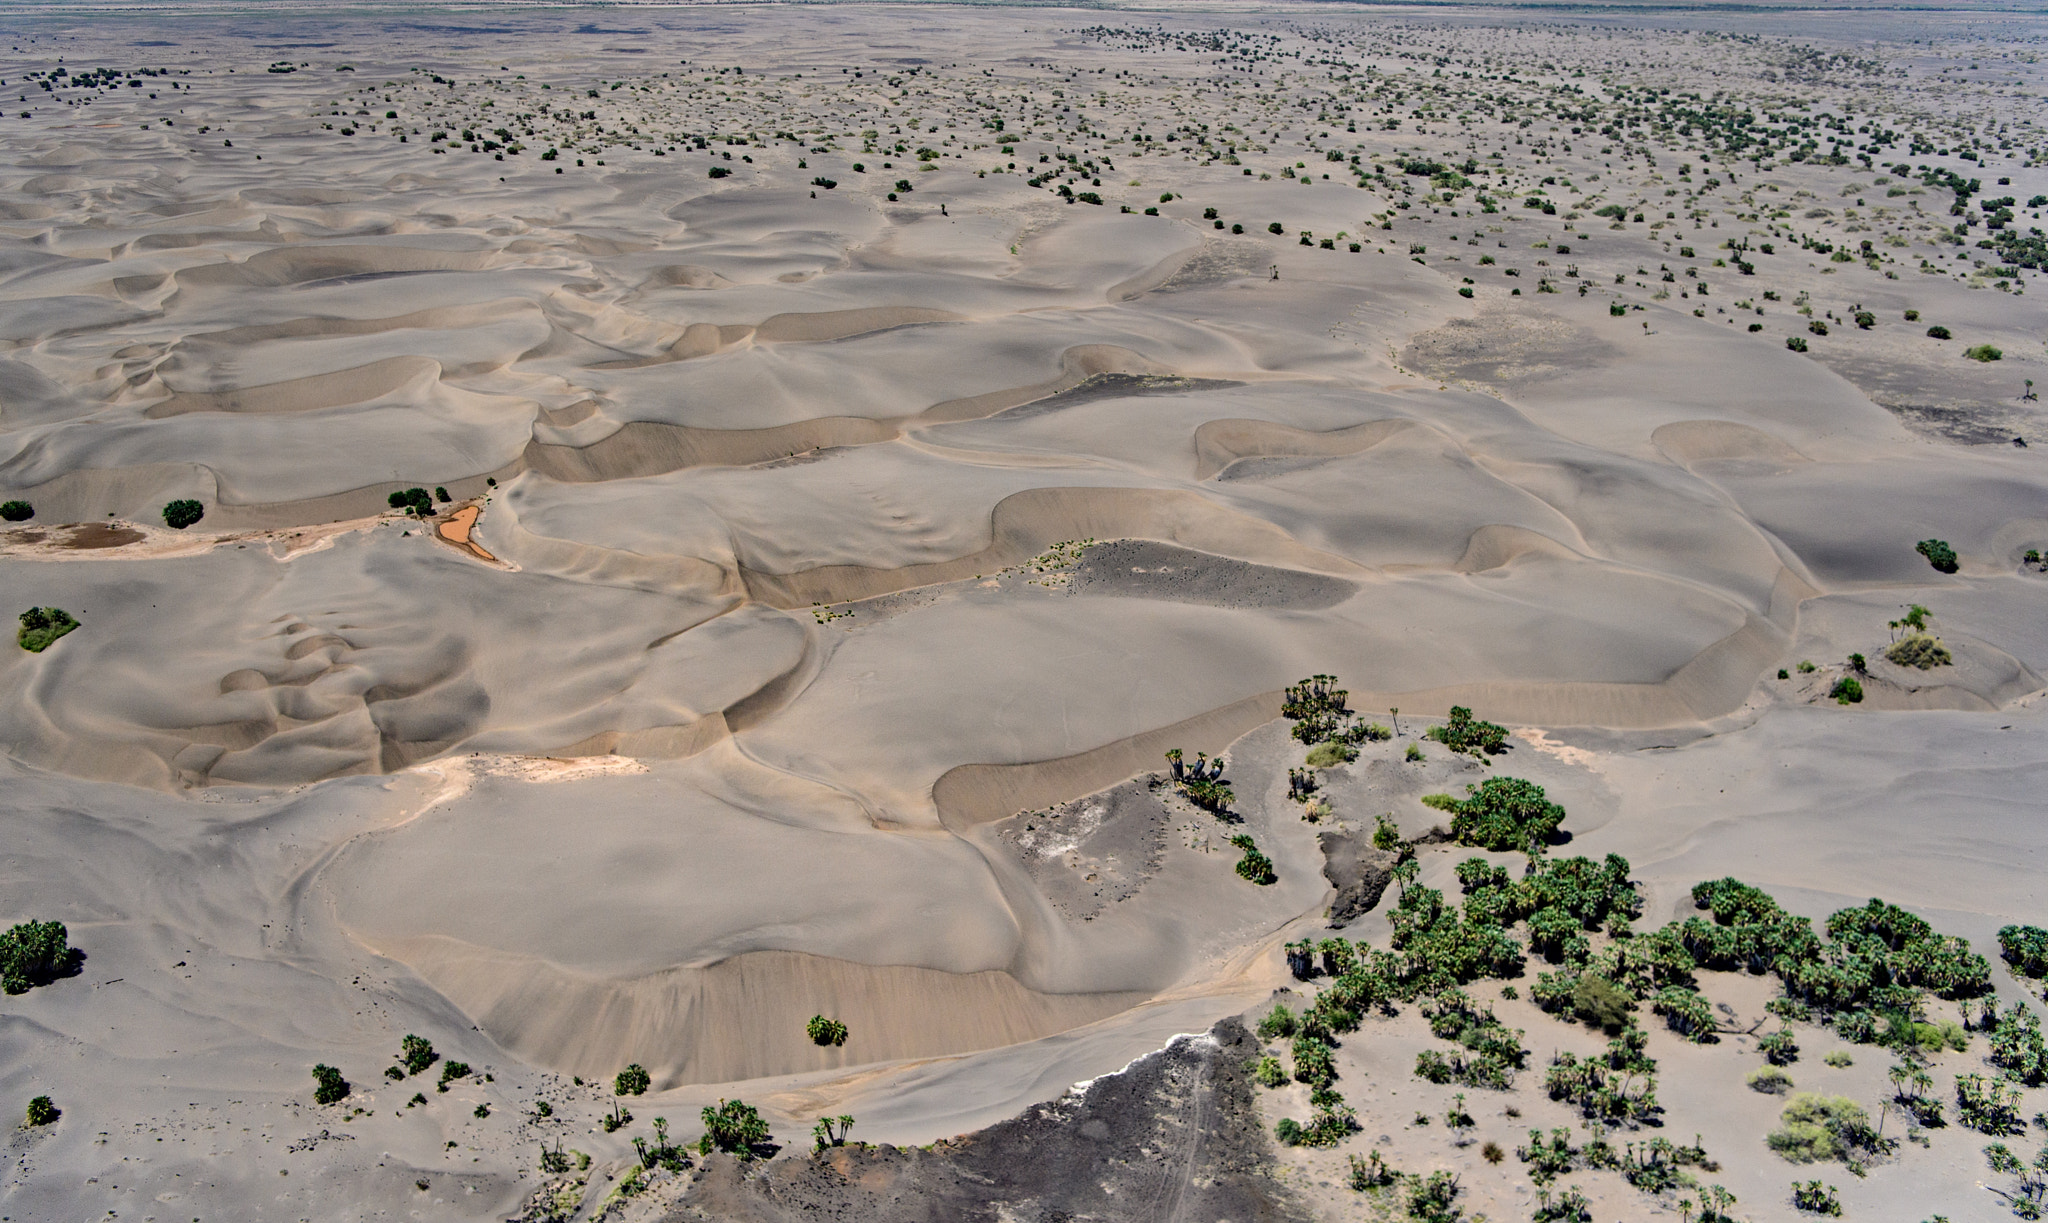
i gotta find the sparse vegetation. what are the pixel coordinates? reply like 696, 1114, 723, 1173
1427, 777, 1567, 853
1767, 1094, 1888, 1169
807, 1015, 849, 1047
1749, 1066, 1795, 1093
1886, 635, 1952, 669
17, 607, 78, 653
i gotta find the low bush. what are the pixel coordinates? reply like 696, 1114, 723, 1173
806, 1015, 849, 1047
1767, 1094, 1887, 1168
1230, 835, 1276, 885
162, 499, 204, 529
1252, 1055, 1288, 1088
1885, 635, 1952, 669
312, 1064, 349, 1105
615, 1064, 650, 1096
1966, 344, 2004, 362
1570, 974, 1635, 1032
1926, 324, 1952, 339
1824, 1050, 1853, 1068
1829, 677, 1863, 705
17, 607, 78, 653
25, 1095, 57, 1126
1749, 1066, 1795, 1094
1998, 925, 2048, 979
1257, 1003, 1297, 1040
439, 1060, 471, 1092
400, 1034, 437, 1077
1917, 538, 1959, 574
1426, 705, 1510, 756
1304, 741, 1357, 768
1792, 1180, 1842, 1215
0, 920, 76, 993
0, 500, 30, 521
1433, 777, 1566, 852
700, 1098, 771, 1156
1761, 1026, 1801, 1065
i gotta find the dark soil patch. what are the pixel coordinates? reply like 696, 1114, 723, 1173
990, 779, 1170, 920
995, 373, 1239, 422
665, 1017, 1306, 1223
57, 523, 145, 549
1069, 540, 1355, 611
1317, 828, 1400, 927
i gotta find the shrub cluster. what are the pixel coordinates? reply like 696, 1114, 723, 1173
1229, 834, 1276, 885
17, 607, 78, 653
1916, 538, 1959, 573
1998, 924, 2048, 981
0, 500, 31, 521
806, 1015, 849, 1047
700, 1098, 771, 1156
1425, 705, 1509, 755
0, 920, 76, 994
311, 1064, 349, 1105
162, 499, 204, 530
615, 1063, 650, 1096
1766, 1094, 1890, 1170
1884, 635, 1952, 669
1426, 777, 1567, 853
1414, 988, 1525, 1088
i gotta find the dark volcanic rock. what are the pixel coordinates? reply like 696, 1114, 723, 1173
1317, 829, 1400, 928
661, 1018, 1306, 1223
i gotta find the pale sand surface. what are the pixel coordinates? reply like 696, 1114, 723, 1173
0, 6, 2045, 1220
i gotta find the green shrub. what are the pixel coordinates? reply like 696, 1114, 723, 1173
1405, 743, 1424, 762
0, 920, 75, 993
1230, 834, 1276, 885
400, 1034, 437, 1076
1292, 1034, 1335, 1087
438, 1060, 471, 1092
1440, 777, 1567, 852
1372, 812, 1404, 851
1958, 1072, 2025, 1133
0, 500, 31, 521
1829, 677, 1863, 705
24, 1095, 57, 1126
1749, 1066, 1794, 1094
1999, 925, 2048, 978
1885, 635, 1952, 669
1257, 1003, 1297, 1040
1767, 1094, 1884, 1167
700, 1098, 770, 1156
1917, 539, 1959, 572
1569, 974, 1635, 1032
1252, 1055, 1288, 1088
1791, 1180, 1842, 1215
1349, 1149, 1399, 1189
162, 499, 204, 529
1652, 986, 1719, 1042
1987, 1004, 2048, 1086
1273, 1116, 1303, 1145
1761, 1026, 1801, 1065
312, 1064, 349, 1106
1926, 324, 1952, 339
17, 607, 78, 653
1966, 344, 2003, 362
1426, 705, 1509, 755
1824, 1050, 1853, 1068
806, 1015, 848, 1046
1786, 335, 1808, 352
1304, 741, 1357, 768
614, 1064, 650, 1096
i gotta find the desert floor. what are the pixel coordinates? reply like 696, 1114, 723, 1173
0, 4, 2046, 1221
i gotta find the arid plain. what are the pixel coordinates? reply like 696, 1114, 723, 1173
2, 5, 2048, 1221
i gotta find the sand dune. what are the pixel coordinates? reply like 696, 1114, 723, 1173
4, 10, 2048, 1219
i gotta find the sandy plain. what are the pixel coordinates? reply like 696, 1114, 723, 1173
0, 3, 2046, 1220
